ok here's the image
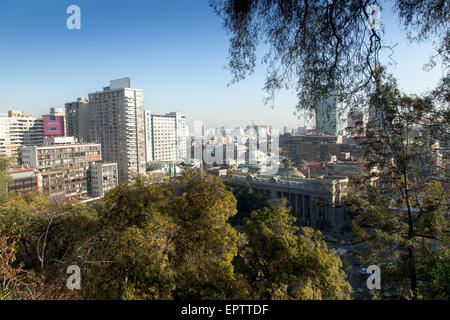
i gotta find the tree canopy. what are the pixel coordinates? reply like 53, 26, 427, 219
210, 0, 449, 112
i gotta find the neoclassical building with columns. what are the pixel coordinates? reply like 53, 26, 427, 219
230, 169, 352, 233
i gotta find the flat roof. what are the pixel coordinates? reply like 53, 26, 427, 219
22, 143, 101, 149
9, 167, 36, 173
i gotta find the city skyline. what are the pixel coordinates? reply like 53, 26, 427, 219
0, 0, 446, 129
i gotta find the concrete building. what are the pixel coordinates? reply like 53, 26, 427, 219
19, 141, 102, 201
44, 136, 79, 145
0, 110, 44, 157
65, 97, 90, 142
7, 167, 40, 194
147, 112, 187, 163
325, 160, 361, 177
231, 172, 350, 232
88, 78, 146, 183
144, 110, 153, 162
280, 134, 364, 164
88, 162, 118, 197
280, 135, 342, 163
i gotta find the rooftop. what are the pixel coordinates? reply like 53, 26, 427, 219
9, 167, 36, 174
233, 171, 347, 186
23, 143, 101, 149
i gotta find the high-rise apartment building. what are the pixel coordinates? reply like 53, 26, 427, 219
144, 110, 153, 162
147, 112, 187, 163
19, 138, 102, 202
88, 78, 146, 183
0, 110, 44, 157
65, 97, 90, 142
315, 93, 339, 135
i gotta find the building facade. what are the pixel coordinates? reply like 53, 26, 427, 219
315, 94, 339, 135
65, 97, 90, 142
89, 78, 146, 183
280, 135, 342, 163
0, 111, 44, 158
88, 162, 118, 197
231, 172, 350, 232
7, 167, 40, 194
148, 112, 187, 163
144, 110, 153, 162
19, 142, 102, 201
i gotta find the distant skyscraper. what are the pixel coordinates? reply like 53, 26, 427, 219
315, 93, 339, 135
89, 78, 146, 183
147, 112, 187, 163
0, 110, 44, 157
65, 97, 90, 142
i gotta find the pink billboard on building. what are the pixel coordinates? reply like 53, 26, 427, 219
43, 115, 65, 136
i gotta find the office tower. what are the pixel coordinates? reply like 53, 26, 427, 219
0, 110, 44, 157
144, 110, 153, 162
315, 93, 339, 135
19, 138, 102, 202
65, 97, 90, 142
148, 112, 187, 163
88, 78, 146, 183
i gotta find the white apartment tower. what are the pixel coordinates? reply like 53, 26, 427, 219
147, 112, 187, 163
144, 110, 153, 162
65, 97, 90, 142
89, 78, 146, 183
0, 110, 44, 157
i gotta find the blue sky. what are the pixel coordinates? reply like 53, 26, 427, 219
0, 0, 445, 130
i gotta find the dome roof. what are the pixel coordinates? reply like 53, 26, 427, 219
276, 167, 305, 178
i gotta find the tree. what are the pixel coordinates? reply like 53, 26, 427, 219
166, 168, 247, 299
226, 164, 237, 183
210, 0, 449, 112
235, 206, 351, 299
0, 154, 15, 200
345, 73, 449, 299
82, 169, 248, 299
81, 174, 177, 299
82, 213, 178, 300
225, 181, 271, 226
422, 247, 450, 300
282, 156, 292, 202
0, 190, 90, 300
0, 232, 42, 300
